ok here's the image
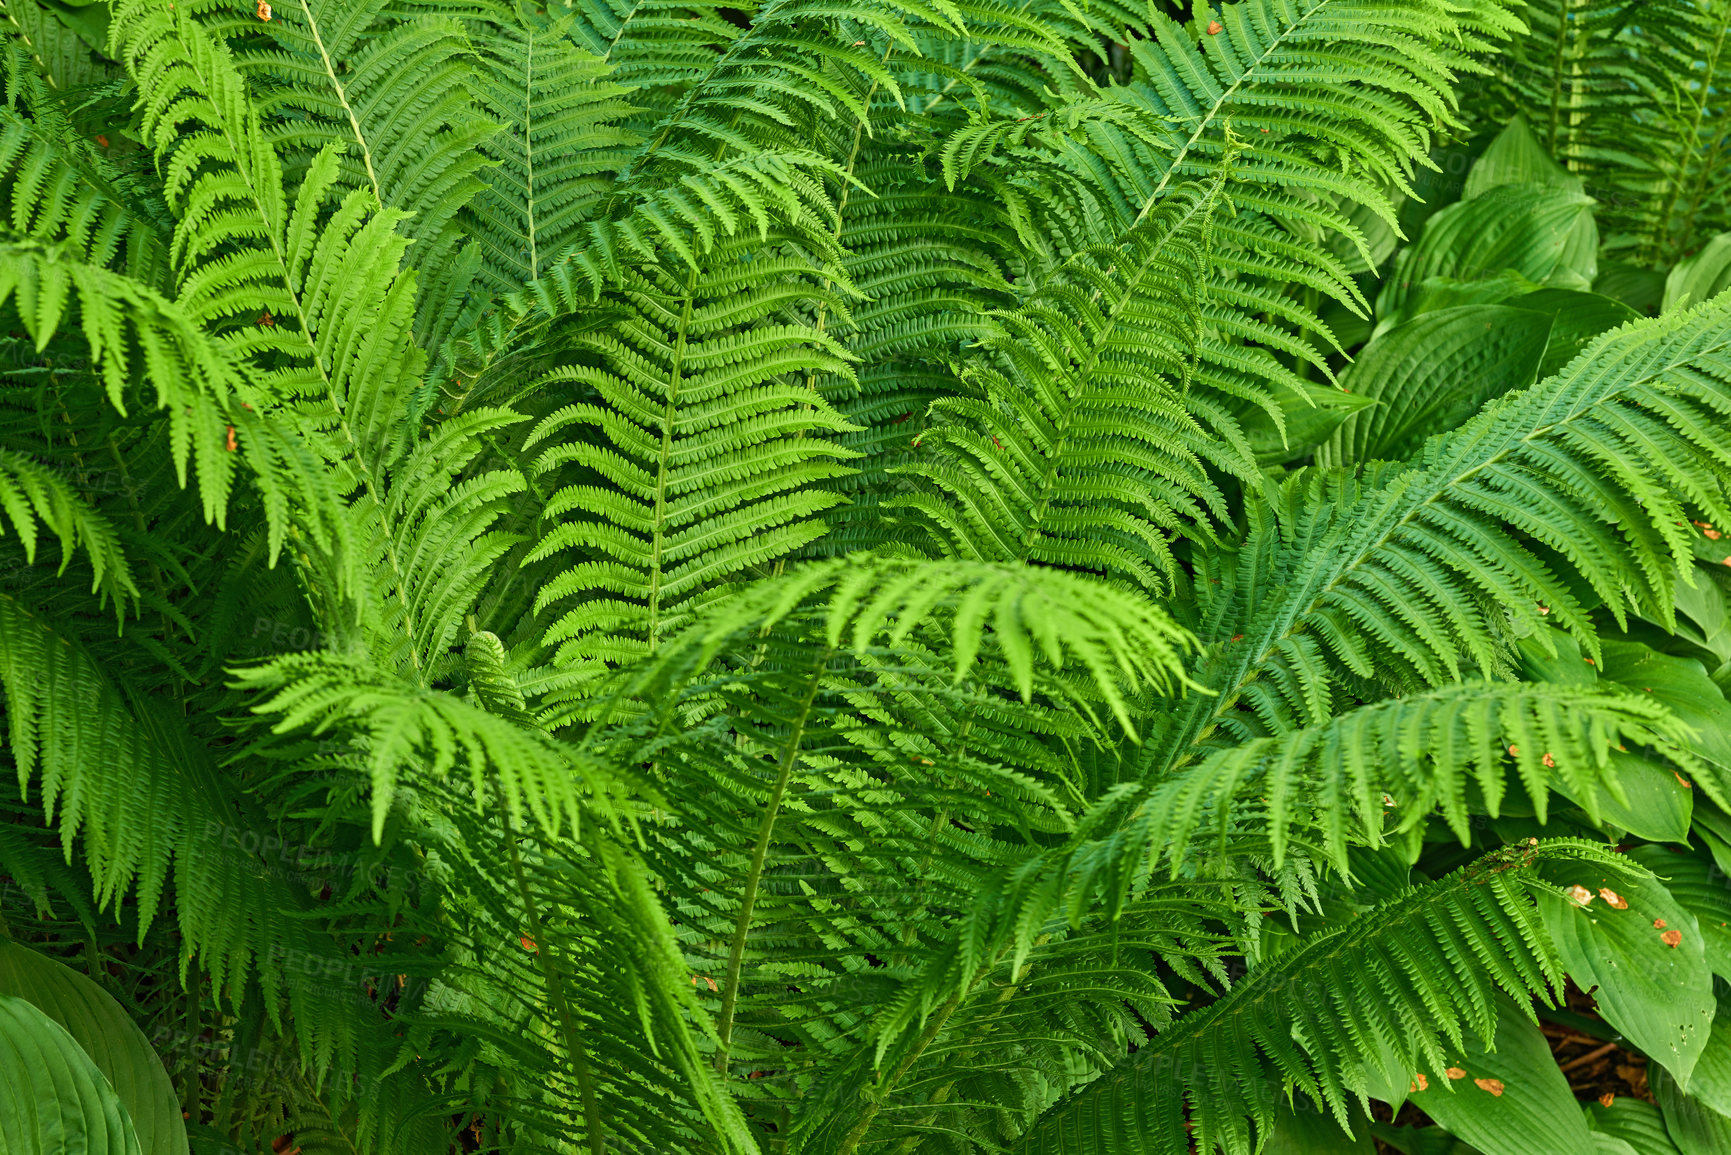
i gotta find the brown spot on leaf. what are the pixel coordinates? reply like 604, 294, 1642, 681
1662, 929, 1683, 948
1475, 1078, 1505, 1096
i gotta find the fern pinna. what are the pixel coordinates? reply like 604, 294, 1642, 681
1, 0, 1731, 1153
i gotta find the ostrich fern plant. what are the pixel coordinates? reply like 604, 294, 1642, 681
3, 0, 1731, 1153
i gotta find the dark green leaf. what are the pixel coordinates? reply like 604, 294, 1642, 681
0, 940, 185, 1155
0, 993, 143, 1155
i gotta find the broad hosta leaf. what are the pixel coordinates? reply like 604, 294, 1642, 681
1653, 1066, 1731, 1155
1264, 1101, 1375, 1153
0, 993, 143, 1155
1585, 1097, 1684, 1155
1668, 562, 1731, 678
1514, 632, 1693, 840
1587, 1137, 1640, 1155
1370, 1126, 1480, 1155
1323, 287, 1634, 466
1461, 114, 1580, 202
1598, 641, 1731, 795
1376, 182, 1600, 327
1405, 996, 1592, 1155
1535, 859, 1715, 1087
1242, 380, 1377, 465
1625, 846, 1731, 985
1668, 1002, 1731, 1119
0, 940, 185, 1155
1582, 752, 1694, 842
1597, 262, 1668, 316
1316, 304, 1551, 465
1665, 234, 1731, 313
1512, 290, 1641, 379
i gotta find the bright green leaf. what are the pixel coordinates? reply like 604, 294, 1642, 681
1407, 996, 1592, 1155
1535, 860, 1715, 1087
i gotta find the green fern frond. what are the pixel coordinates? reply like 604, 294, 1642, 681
633, 554, 1195, 729
233, 650, 630, 840
522, 245, 862, 676
0, 595, 381, 1078
0, 238, 340, 556
109, 1, 289, 277
233, 0, 500, 331
403, 798, 759, 1154
0, 107, 170, 282
0, 0, 120, 94
0, 447, 134, 604
1016, 840, 1625, 1155
1145, 296, 1731, 782
941, 0, 1525, 422
889, 167, 1236, 591
1598, 0, 1731, 266
563, 0, 744, 103
459, 4, 640, 292
598, 558, 1201, 1146
1475, 0, 1731, 267
337, 405, 532, 681
1090, 680, 1701, 878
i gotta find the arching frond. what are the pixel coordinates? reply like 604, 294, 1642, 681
230, 0, 499, 335
0, 447, 134, 605
0, 106, 170, 283
1016, 840, 1623, 1155
938, 0, 1526, 432
232, 649, 627, 840
1145, 296, 1731, 782
0, 595, 384, 1078
632, 554, 1196, 725
0, 238, 341, 556
1088, 680, 1702, 877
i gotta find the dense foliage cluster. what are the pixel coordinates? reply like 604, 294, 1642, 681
2, 0, 1731, 1152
